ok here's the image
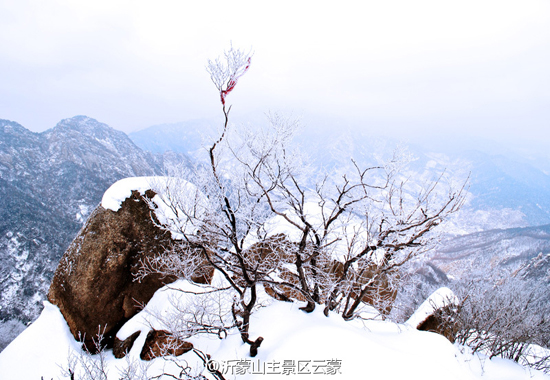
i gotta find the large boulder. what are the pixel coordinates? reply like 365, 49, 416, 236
47, 183, 211, 351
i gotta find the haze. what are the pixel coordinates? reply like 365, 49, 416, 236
1, 0, 549, 149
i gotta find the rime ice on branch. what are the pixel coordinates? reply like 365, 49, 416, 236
206, 45, 252, 106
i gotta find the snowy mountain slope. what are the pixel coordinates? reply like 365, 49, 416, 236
1, 280, 548, 380
428, 223, 550, 282
0, 116, 190, 351
462, 150, 550, 225
302, 129, 550, 229
392, 223, 550, 320
3, 114, 548, 362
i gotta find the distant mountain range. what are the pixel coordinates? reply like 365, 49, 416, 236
431, 223, 550, 280
129, 119, 216, 159
129, 120, 550, 228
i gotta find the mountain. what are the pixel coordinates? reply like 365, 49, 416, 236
429, 223, 550, 282
396, 223, 550, 317
307, 129, 550, 228
0, 116, 189, 351
129, 122, 550, 229
461, 150, 550, 225
128, 119, 216, 158
3, 115, 549, 351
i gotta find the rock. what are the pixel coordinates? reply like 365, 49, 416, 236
47, 188, 188, 351
256, 235, 398, 315
113, 331, 141, 359
416, 305, 459, 343
241, 234, 310, 302
140, 330, 193, 361
408, 287, 459, 342
350, 261, 399, 316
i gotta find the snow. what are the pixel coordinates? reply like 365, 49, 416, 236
0, 301, 80, 380
242, 301, 472, 380
100, 176, 206, 239
76, 204, 91, 223
406, 286, 459, 328
2, 174, 547, 379
101, 176, 159, 212
1, 281, 548, 380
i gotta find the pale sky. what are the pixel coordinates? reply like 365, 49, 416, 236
1, 0, 549, 146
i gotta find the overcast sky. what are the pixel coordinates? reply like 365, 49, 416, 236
1, 0, 549, 147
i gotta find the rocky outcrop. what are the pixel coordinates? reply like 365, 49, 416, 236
140, 330, 193, 361
408, 287, 459, 343
416, 305, 458, 343
113, 331, 141, 359
47, 188, 198, 351
250, 234, 398, 315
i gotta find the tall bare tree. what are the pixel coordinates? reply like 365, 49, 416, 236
139, 45, 467, 360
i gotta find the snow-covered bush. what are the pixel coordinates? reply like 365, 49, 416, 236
435, 279, 550, 372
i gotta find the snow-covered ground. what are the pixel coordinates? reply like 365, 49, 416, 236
1, 280, 548, 380
2, 176, 548, 379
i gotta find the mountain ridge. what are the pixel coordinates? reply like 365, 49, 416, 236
128, 120, 550, 227
0, 115, 191, 351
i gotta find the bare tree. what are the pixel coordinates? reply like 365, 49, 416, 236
241, 127, 467, 319
138, 282, 235, 341
140, 45, 270, 357
139, 45, 468, 364
61, 327, 151, 380
61, 328, 111, 380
